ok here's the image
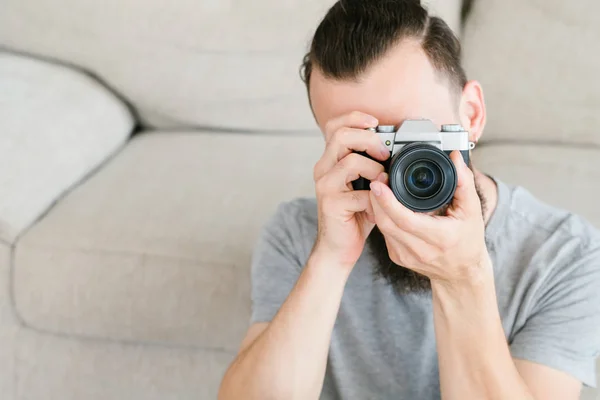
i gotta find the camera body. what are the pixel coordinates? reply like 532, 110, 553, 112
352, 119, 475, 212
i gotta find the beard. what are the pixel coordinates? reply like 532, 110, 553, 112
367, 174, 487, 295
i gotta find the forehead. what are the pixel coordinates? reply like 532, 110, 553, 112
309, 40, 456, 129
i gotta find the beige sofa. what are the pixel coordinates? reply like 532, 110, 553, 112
0, 0, 599, 399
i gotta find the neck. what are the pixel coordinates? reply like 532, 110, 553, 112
473, 168, 498, 226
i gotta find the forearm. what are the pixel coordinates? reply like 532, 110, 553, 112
431, 260, 535, 400
219, 251, 349, 400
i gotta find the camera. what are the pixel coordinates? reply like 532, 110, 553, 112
351, 119, 475, 213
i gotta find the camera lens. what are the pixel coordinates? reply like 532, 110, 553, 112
404, 161, 443, 199
388, 143, 458, 212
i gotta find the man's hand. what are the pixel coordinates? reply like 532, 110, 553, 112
312, 111, 390, 269
221, 111, 392, 400
369, 151, 575, 400
368, 150, 489, 286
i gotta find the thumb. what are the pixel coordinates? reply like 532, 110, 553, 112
449, 150, 481, 216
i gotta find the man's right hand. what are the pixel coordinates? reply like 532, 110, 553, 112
219, 111, 387, 400
312, 111, 390, 269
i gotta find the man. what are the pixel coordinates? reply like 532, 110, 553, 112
219, 1, 600, 399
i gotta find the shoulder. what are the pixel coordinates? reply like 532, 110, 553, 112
274, 197, 318, 222
256, 197, 319, 266
506, 184, 599, 249
497, 182, 600, 285
267, 197, 318, 235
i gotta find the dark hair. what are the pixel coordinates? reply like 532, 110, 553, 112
301, 0, 467, 97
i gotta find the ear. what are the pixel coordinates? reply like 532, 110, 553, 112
458, 80, 486, 143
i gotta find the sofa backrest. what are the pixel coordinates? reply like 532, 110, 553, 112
462, 0, 600, 145
3, 0, 597, 143
0, 0, 461, 133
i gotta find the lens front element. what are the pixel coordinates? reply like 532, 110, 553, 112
404, 161, 443, 199
388, 143, 457, 212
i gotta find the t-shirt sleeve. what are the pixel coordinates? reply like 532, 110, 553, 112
510, 245, 600, 387
250, 201, 307, 324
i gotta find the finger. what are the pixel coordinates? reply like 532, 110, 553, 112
369, 180, 442, 244
385, 230, 437, 269
315, 128, 389, 180
365, 212, 376, 224
327, 127, 390, 162
318, 153, 385, 193
321, 190, 372, 215
324, 111, 378, 139
381, 236, 422, 272
448, 151, 481, 217
364, 172, 388, 222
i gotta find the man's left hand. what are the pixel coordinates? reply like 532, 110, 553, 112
369, 150, 490, 287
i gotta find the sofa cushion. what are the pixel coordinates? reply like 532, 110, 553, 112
16, 329, 233, 400
462, 0, 600, 145
473, 144, 600, 228
0, 0, 462, 133
0, 52, 134, 243
13, 131, 323, 350
0, 241, 17, 399
0, 242, 11, 319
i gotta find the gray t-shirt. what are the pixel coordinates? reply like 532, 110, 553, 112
250, 179, 600, 399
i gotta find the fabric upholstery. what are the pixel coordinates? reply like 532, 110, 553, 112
0, 242, 12, 320
462, 0, 600, 145
581, 371, 600, 400
13, 132, 323, 349
0, 52, 134, 243
0, 0, 462, 132
424, 0, 462, 35
0, 242, 17, 399
15, 329, 233, 400
474, 143, 600, 227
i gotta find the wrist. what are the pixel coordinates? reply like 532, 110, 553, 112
431, 253, 495, 308
310, 241, 360, 271
307, 245, 356, 282
430, 254, 505, 359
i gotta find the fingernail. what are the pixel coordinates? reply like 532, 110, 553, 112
370, 181, 382, 196
377, 172, 388, 183
367, 116, 378, 126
